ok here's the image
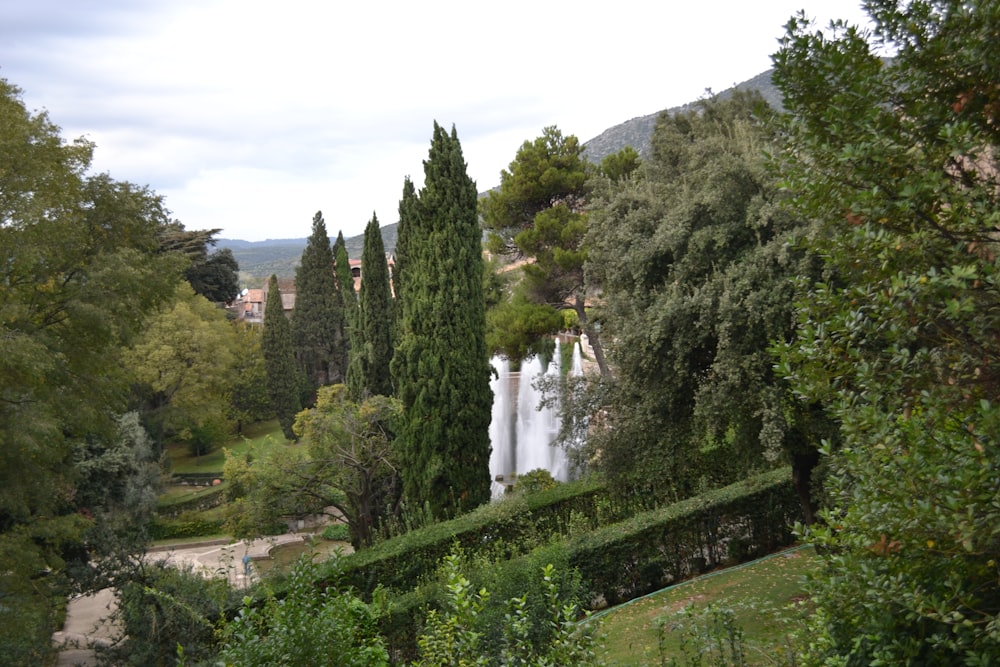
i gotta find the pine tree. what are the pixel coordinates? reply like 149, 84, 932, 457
292, 212, 346, 394
358, 212, 394, 397
263, 274, 300, 440
391, 123, 492, 519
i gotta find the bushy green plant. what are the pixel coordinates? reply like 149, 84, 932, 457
105, 560, 237, 666
218, 554, 389, 667
513, 468, 558, 495
411, 555, 606, 667
322, 523, 352, 542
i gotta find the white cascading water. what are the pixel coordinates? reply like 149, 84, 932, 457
489, 339, 577, 496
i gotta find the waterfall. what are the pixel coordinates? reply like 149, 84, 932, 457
489, 339, 575, 496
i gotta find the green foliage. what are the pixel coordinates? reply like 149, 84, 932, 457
656, 603, 748, 667
322, 523, 352, 542
107, 560, 236, 666
391, 123, 493, 520
293, 384, 403, 548
481, 125, 610, 375
354, 212, 395, 399
292, 211, 348, 392
218, 555, 390, 667
568, 469, 800, 606
331, 478, 607, 599
512, 468, 558, 496
127, 282, 238, 453
159, 225, 240, 303
262, 274, 301, 440
598, 145, 642, 183
411, 555, 606, 667
486, 290, 562, 363
148, 513, 227, 541
586, 92, 827, 508
0, 77, 184, 661
228, 321, 274, 430
771, 3, 1000, 662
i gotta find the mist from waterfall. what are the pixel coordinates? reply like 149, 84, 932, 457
489, 338, 582, 496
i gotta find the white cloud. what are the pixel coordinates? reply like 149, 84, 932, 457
0, 0, 873, 242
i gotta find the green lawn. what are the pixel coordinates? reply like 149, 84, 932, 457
595, 546, 817, 666
165, 419, 293, 474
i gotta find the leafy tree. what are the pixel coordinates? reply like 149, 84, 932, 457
772, 2, 1000, 662
351, 212, 395, 398
292, 211, 347, 392
294, 384, 402, 547
0, 77, 183, 663
159, 224, 239, 303
480, 126, 610, 375
586, 93, 827, 505
263, 274, 301, 440
108, 559, 237, 666
224, 385, 401, 548
126, 282, 238, 456
228, 320, 274, 432
391, 123, 493, 519
596, 145, 641, 183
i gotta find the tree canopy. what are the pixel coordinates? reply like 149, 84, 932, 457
481, 126, 611, 373
586, 93, 826, 503
0, 77, 184, 662
353, 213, 395, 399
772, 1, 1000, 662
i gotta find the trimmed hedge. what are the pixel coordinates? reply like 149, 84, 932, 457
149, 514, 226, 540
157, 485, 227, 518
332, 477, 610, 596
371, 468, 800, 659
568, 467, 800, 606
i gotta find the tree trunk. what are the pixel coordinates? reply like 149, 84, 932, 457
574, 297, 611, 378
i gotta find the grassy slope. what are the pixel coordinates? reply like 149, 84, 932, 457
164, 419, 293, 474
595, 546, 816, 666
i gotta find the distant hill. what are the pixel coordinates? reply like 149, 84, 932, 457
582, 69, 781, 163
219, 224, 398, 286
222, 69, 780, 286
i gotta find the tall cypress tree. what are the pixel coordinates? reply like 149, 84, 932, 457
263, 274, 300, 440
358, 212, 394, 397
391, 122, 492, 519
392, 177, 418, 343
292, 212, 345, 394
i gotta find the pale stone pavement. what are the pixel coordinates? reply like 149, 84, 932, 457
53, 533, 308, 666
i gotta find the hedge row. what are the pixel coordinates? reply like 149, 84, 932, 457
373, 468, 800, 659
333, 477, 612, 596
567, 467, 801, 606
156, 485, 227, 518
149, 515, 226, 540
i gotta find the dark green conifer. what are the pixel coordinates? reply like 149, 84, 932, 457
358, 212, 394, 398
292, 212, 346, 394
391, 123, 492, 519
263, 274, 301, 440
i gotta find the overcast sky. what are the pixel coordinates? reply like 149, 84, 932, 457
1, 1, 872, 242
